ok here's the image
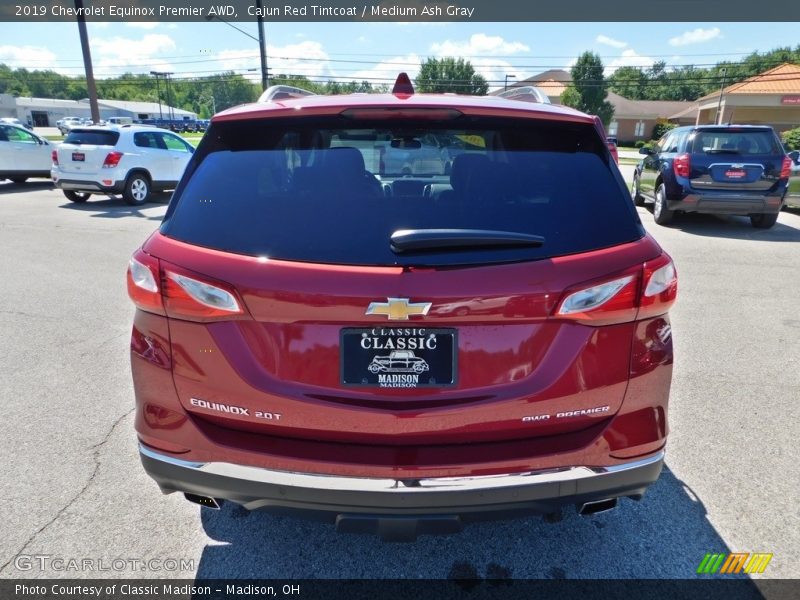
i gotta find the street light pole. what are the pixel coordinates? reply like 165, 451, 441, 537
150, 71, 174, 122
714, 67, 728, 125
150, 71, 163, 119
504, 74, 516, 91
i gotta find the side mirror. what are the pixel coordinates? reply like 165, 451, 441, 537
639, 146, 653, 156
788, 150, 799, 164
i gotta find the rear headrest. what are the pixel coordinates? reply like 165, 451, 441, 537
450, 153, 490, 193
324, 147, 366, 179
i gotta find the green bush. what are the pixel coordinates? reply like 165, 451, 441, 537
782, 127, 800, 151
634, 140, 646, 148
651, 122, 677, 140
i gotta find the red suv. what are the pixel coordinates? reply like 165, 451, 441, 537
128, 75, 677, 540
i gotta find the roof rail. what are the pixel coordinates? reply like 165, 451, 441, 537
258, 85, 316, 103
496, 86, 551, 105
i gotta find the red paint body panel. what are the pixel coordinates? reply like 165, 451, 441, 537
133, 231, 673, 477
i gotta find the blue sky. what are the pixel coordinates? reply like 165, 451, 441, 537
1, 21, 798, 90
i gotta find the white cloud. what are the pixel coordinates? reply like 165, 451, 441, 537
430, 33, 529, 57
126, 22, 160, 30
346, 54, 422, 85
668, 27, 721, 47
217, 41, 332, 82
606, 48, 655, 74
596, 35, 627, 49
91, 34, 177, 74
0, 44, 58, 68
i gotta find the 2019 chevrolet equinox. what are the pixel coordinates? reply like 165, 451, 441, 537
127, 75, 678, 540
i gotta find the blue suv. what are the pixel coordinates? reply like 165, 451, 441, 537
631, 125, 793, 228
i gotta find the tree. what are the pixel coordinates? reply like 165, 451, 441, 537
608, 66, 648, 100
414, 57, 488, 95
561, 51, 614, 125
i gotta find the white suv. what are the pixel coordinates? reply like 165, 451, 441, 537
51, 125, 194, 205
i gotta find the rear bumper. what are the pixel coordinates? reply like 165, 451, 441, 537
670, 191, 785, 214
140, 444, 664, 524
52, 177, 124, 194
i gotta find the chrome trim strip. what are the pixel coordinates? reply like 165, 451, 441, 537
140, 444, 664, 494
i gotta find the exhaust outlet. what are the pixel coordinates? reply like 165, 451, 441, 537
184, 493, 222, 510
578, 497, 618, 516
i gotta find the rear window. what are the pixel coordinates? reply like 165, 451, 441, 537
161, 117, 642, 267
690, 129, 781, 156
64, 129, 120, 146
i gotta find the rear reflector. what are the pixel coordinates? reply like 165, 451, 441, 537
673, 153, 690, 178
103, 151, 123, 168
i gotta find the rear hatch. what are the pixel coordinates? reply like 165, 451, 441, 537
56, 128, 120, 176
148, 113, 656, 445
688, 127, 784, 192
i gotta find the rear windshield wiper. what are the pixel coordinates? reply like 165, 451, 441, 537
391, 229, 545, 253
706, 149, 740, 154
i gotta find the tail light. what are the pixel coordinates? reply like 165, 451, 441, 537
51, 150, 58, 165
673, 153, 691, 178
556, 253, 677, 325
127, 250, 165, 316
607, 141, 619, 164
781, 156, 792, 179
102, 151, 123, 168
126, 250, 245, 321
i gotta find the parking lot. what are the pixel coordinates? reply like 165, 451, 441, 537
1, 179, 798, 579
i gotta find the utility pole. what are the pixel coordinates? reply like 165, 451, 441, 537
256, 0, 269, 90
165, 73, 175, 121
714, 67, 728, 125
74, 0, 100, 123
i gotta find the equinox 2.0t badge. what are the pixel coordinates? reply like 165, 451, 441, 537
366, 298, 432, 320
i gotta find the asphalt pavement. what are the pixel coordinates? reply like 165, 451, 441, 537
0, 179, 798, 580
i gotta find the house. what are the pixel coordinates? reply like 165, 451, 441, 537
495, 70, 694, 142
692, 63, 800, 133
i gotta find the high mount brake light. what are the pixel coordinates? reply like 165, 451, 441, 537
556, 253, 677, 325
339, 108, 462, 120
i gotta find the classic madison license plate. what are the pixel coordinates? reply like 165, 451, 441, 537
340, 327, 457, 388
72, 152, 85, 162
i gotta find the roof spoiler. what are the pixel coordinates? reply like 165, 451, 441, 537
496, 86, 551, 105
257, 85, 316, 103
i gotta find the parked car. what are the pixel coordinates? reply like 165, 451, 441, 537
0, 117, 33, 130
128, 75, 677, 540
785, 150, 800, 209
0, 122, 54, 183
632, 125, 792, 228
606, 136, 619, 164
51, 125, 194, 205
57, 117, 84, 135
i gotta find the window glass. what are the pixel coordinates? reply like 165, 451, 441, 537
160, 133, 192, 152
162, 118, 642, 267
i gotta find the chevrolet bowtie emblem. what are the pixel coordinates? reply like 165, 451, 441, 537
366, 298, 432, 320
